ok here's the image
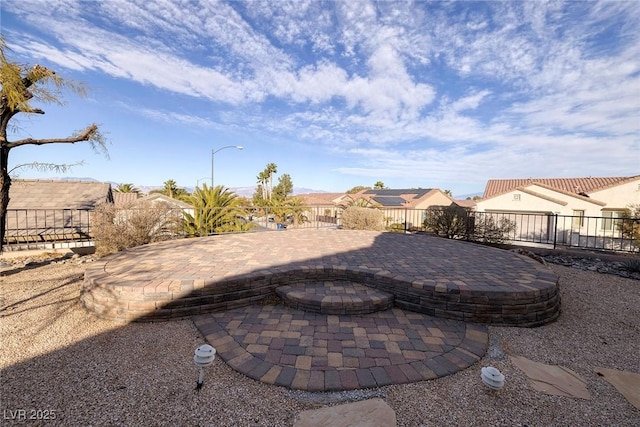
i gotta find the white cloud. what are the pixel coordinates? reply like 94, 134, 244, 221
4, 0, 639, 190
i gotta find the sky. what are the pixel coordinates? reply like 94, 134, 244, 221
1, 1, 639, 197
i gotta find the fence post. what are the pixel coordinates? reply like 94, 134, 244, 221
553, 213, 558, 250
404, 208, 408, 233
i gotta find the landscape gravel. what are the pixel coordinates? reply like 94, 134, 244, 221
1, 251, 639, 426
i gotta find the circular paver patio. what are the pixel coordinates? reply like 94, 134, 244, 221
82, 229, 559, 326
192, 305, 488, 391
81, 229, 560, 391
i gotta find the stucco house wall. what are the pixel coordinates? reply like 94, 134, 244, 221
475, 176, 640, 250
590, 178, 640, 209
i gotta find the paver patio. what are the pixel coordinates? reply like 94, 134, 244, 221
82, 229, 560, 391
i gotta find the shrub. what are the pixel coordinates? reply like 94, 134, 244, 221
617, 204, 640, 248
471, 214, 517, 245
423, 205, 471, 239
341, 206, 384, 231
387, 222, 405, 233
93, 201, 181, 257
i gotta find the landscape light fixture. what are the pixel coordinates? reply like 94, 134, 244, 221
481, 366, 505, 390
211, 145, 243, 188
193, 344, 216, 391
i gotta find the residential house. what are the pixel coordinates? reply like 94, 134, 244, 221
348, 188, 455, 230
136, 193, 195, 216
296, 193, 353, 223
4, 179, 113, 246
475, 175, 640, 248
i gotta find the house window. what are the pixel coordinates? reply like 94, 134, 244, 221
572, 210, 585, 228
601, 211, 624, 231
513, 194, 521, 201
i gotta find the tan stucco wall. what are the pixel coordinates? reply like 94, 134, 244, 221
590, 178, 640, 209
415, 191, 453, 209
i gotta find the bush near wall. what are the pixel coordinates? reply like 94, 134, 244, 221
423, 205, 471, 239
341, 206, 384, 231
93, 202, 181, 257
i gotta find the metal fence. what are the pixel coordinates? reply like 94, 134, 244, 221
376, 208, 640, 253
4, 206, 639, 254
3, 208, 94, 249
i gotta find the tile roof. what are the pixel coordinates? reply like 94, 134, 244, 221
297, 193, 349, 205
362, 188, 434, 198
483, 175, 639, 199
138, 193, 194, 209
113, 192, 140, 206
353, 188, 444, 208
7, 179, 113, 209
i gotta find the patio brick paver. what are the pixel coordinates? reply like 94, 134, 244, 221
82, 229, 560, 326
191, 304, 488, 391
80, 229, 561, 391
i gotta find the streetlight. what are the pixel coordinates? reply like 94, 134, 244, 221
211, 145, 243, 188
196, 177, 211, 188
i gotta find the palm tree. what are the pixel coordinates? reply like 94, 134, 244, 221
266, 163, 277, 200
114, 183, 140, 194
256, 170, 269, 201
286, 196, 309, 226
163, 179, 178, 198
182, 184, 253, 236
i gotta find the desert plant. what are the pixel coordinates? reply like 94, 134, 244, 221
341, 206, 384, 231
423, 205, 471, 239
182, 184, 254, 236
617, 204, 640, 247
471, 214, 517, 245
93, 201, 180, 257
387, 222, 405, 233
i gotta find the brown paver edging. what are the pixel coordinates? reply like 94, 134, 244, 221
81, 229, 560, 326
192, 306, 489, 392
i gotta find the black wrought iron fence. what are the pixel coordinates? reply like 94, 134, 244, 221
3, 208, 93, 246
5, 206, 639, 253
377, 207, 640, 253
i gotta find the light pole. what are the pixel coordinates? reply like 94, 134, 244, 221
211, 145, 243, 188
196, 177, 211, 188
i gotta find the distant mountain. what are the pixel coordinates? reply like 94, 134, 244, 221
41, 177, 329, 196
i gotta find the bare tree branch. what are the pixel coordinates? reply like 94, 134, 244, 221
6, 124, 97, 149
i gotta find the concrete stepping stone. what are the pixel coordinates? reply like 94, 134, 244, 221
510, 355, 590, 399
276, 280, 394, 315
595, 367, 640, 410
293, 398, 397, 427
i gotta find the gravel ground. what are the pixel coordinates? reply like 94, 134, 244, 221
1, 253, 639, 426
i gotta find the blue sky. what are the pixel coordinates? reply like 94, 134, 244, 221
2, 1, 639, 196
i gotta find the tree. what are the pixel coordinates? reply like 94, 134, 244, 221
346, 185, 371, 194
266, 163, 277, 200
617, 203, 640, 247
114, 183, 140, 194
423, 205, 471, 239
256, 170, 269, 201
253, 163, 279, 205
150, 179, 188, 198
273, 173, 293, 201
286, 196, 309, 226
0, 39, 106, 252
182, 184, 253, 236
374, 181, 386, 190
443, 189, 453, 197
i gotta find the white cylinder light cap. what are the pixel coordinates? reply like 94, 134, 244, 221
481, 366, 505, 390
194, 344, 216, 368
